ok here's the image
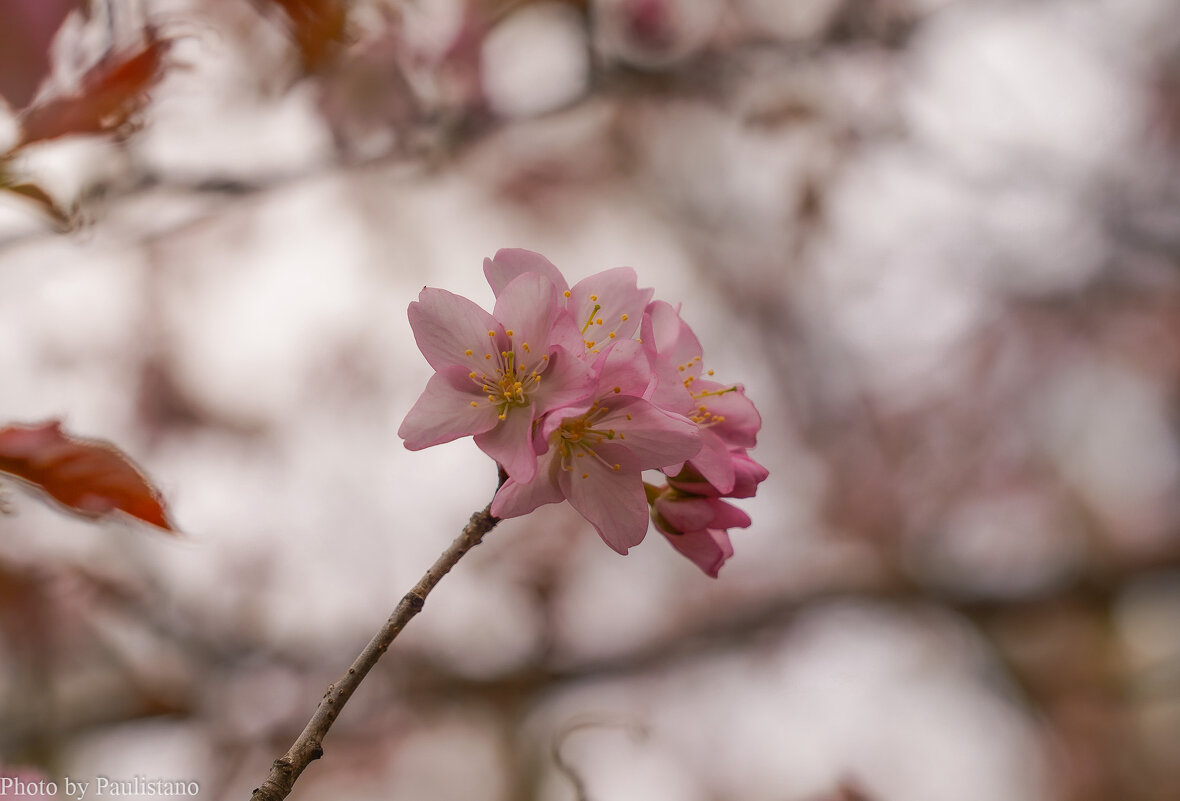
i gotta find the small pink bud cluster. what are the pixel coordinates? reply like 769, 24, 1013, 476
399, 249, 766, 576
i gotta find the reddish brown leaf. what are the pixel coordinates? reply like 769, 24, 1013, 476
15, 34, 170, 147
0, 421, 174, 531
0, 0, 85, 111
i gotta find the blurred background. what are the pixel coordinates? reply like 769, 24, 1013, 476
1, 0, 1179, 799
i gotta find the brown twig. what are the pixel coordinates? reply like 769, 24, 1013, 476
249, 471, 505, 801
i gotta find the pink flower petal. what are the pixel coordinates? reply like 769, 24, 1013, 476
569, 268, 653, 353
474, 403, 540, 482
655, 496, 717, 531
549, 309, 588, 355
729, 451, 769, 498
643, 300, 702, 375
679, 429, 736, 494
668, 448, 768, 498
594, 339, 655, 398
493, 272, 560, 360
708, 499, 752, 530
484, 248, 568, 296
659, 527, 734, 578
398, 366, 501, 449
408, 288, 503, 372
558, 442, 649, 553
642, 300, 698, 413
491, 448, 564, 518
691, 380, 760, 449
530, 347, 599, 414
598, 396, 700, 469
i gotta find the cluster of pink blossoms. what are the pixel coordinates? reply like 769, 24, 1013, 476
398, 249, 767, 577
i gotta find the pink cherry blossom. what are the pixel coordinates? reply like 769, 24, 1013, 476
491, 340, 700, 553
402, 248, 765, 576
398, 272, 595, 481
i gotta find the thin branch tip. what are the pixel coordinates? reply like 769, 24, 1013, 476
247, 477, 504, 800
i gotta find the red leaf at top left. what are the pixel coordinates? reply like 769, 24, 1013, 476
15, 33, 170, 148
0, 421, 175, 532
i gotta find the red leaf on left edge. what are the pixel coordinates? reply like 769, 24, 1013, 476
0, 421, 175, 532
15, 33, 170, 148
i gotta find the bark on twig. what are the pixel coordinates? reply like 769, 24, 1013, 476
249, 475, 504, 801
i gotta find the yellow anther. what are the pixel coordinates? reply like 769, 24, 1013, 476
625, 414, 632, 421
678, 365, 686, 372
470, 401, 479, 407
563, 290, 571, 298
612, 464, 620, 471
585, 340, 595, 348
487, 330, 495, 337
581, 472, 589, 479
498, 413, 507, 420
506, 329, 514, 336
608, 332, 616, 339
469, 371, 478, 379
707, 369, 714, 376
621, 313, 629, 321
485, 354, 492, 360
589, 294, 598, 301
487, 395, 496, 402
596, 318, 603, 325
522, 342, 531, 352
465, 348, 473, 356
612, 386, 621, 394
